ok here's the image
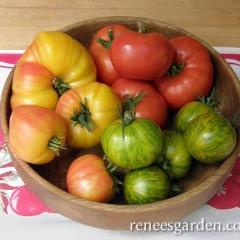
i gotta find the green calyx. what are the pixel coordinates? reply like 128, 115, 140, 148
199, 88, 239, 130
71, 98, 95, 132
155, 154, 173, 180
162, 160, 173, 180
120, 93, 145, 140
48, 136, 66, 155
121, 92, 145, 126
53, 77, 71, 96
97, 29, 114, 49
198, 88, 218, 109
168, 63, 185, 76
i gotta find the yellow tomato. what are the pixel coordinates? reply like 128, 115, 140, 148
11, 31, 96, 109
9, 105, 67, 164
55, 82, 121, 148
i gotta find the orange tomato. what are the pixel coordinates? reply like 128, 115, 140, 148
55, 82, 120, 148
11, 31, 96, 109
9, 105, 67, 164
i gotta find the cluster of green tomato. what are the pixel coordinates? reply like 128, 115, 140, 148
105, 99, 237, 205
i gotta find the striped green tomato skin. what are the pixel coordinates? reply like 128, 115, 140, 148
175, 101, 214, 134
183, 113, 237, 163
161, 131, 192, 179
124, 166, 170, 204
101, 119, 163, 170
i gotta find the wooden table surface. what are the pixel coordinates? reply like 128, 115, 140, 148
0, 0, 240, 49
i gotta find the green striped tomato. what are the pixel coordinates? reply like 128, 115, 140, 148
124, 166, 170, 204
175, 101, 214, 133
156, 131, 192, 179
183, 113, 237, 163
101, 119, 163, 170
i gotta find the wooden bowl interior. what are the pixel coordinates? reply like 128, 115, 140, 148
2, 17, 240, 208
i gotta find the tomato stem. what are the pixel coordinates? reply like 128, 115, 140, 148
168, 63, 185, 76
48, 136, 66, 155
120, 93, 145, 140
97, 29, 113, 49
103, 156, 123, 194
104, 156, 117, 173
71, 98, 95, 132
137, 21, 147, 33
199, 88, 218, 109
53, 78, 71, 96
122, 92, 145, 125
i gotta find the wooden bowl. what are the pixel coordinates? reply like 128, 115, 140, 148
1, 16, 240, 230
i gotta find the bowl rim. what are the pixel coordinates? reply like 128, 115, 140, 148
1, 16, 240, 214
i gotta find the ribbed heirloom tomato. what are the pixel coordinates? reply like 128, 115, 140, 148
155, 36, 213, 109
9, 105, 67, 164
124, 166, 170, 204
55, 82, 120, 148
11, 31, 96, 109
89, 24, 129, 85
110, 29, 173, 80
111, 78, 167, 128
175, 101, 214, 133
184, 113, 236, 163
66, 154, 115, 203
101, 104, 163, 170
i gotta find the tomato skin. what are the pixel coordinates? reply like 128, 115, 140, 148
175, 101, 214, 133
66, 154, 115, 203
156, 131, 192, 179
9, 105, 67, 164
183, 113, 237, 163
11, 62, 58, 109
101, 119, 163, 170
11, 31, 96, 109
55, 82, 120, 148
110, 31, 173, 80
155, 36, 213, 110
89, 24, 129, 86
111, 78, 167, 128
124, 166, 170, 204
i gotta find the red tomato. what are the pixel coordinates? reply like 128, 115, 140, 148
112, 78, 167, 128
110, 31, 173, 80
66, 154, 115, 203
155, 36, 213, 110
89, 24, 129, 85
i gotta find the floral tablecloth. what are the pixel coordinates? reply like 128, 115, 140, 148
0, 48, 240, 240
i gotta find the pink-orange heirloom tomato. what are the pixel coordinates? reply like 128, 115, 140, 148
66, 154, 115, 203
9, 105, 67, 164
11, 31, 96, 109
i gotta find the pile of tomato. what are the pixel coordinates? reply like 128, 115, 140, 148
8, 24, 237, 205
